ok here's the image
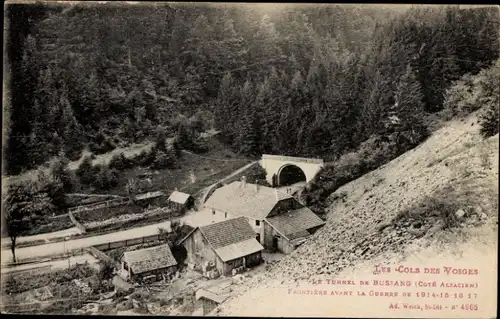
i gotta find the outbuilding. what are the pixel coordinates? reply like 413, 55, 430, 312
119, 244, 178, 283
263, 206, 325, 254
133, 191, 167, 208
168, 190, 195, 213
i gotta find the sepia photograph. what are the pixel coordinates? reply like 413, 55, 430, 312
1, 1, 499, 317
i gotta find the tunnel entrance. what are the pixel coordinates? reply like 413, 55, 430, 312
278, 165, 306, 186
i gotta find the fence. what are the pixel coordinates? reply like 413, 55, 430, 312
68, 197, 131, 214
68, 210, 87, 233
92, 233, 164, 252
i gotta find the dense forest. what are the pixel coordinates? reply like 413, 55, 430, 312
4, 3, 500, 175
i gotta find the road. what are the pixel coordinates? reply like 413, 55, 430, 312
2, 227, 84, 246
0, 221, 172, 264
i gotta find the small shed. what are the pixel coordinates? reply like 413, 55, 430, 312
168, 191, 194, 213
195, 289, 228, 315
133, 191, 167, 208
119, 245, 178, 283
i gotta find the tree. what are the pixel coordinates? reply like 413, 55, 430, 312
387, 65, 429, 148
5, 182, 54, 263
50, 155, 77, 193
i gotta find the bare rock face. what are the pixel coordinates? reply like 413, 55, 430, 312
455, 209, 466, 219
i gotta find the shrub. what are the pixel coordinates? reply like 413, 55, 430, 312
152, 149, 177, 169
479, 103, 499, 138
109, 153, 133, 171
76, 156, 97, 186
92, 166, 120, 190
191, 137, 210, 154
245, 163, 270, 186
89, 133, 117, 155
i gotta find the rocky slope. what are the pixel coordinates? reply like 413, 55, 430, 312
216, 111, 498, 316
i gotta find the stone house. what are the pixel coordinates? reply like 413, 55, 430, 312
179, 216, 264, 277
119, 244, 178, 283
203, 179, 324, 253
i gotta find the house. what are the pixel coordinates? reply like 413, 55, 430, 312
203, 179, 322, 250
168, 190, 195, 213
133, 191, 167, 208
119, 244, 178, 283
179, 216, 264, 277
195, 289, 229, 315
263, 206, 325, 254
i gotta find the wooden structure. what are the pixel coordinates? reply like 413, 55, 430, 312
263, 206, 325, 254
168, 190, 194, 213
133, 191, 167, 208
196, 289, 228, 315
119, 244, 177, 283
179, 217, 263, 277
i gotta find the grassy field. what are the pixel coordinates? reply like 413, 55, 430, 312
73, 136, 250, 197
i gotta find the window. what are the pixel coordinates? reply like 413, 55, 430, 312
225, 212, 227, 218
255, 220, 260, 226
212, 210, 215, 215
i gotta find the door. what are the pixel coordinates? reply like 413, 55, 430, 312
273, 235, 279, 251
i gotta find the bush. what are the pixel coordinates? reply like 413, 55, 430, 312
89, 132, 117, 155
92, 166, 120, 190
479, 103, 499, 138
76, 156, 97, 186
109, 153, 134, 171
245, 163, 271, 186
152, 148, 177, 169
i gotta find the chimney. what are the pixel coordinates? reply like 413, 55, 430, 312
241, 176, 246, 188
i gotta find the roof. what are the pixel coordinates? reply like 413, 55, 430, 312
134, 191, 165, 201
265, 206, 325, 241
204, 181, 292, 220
196, 289, 228, 304
215, 238, 264, 262
168, 191, 192, 205
180, 217, 264, 262
122, 245, 177, 274
199, 216, 256, 249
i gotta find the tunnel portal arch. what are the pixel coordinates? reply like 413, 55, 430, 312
277, 164, 307, 186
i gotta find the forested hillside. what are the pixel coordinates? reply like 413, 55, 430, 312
4, 3, 499, 175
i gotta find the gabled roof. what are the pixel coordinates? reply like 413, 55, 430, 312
204, 181, 292, 220
196, 289, 228, 304
265, 207, 325, 241
168, 191, 192, 205
122, 245, 177, 274
180, 216, 264, 262
199, 216, 257, 249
